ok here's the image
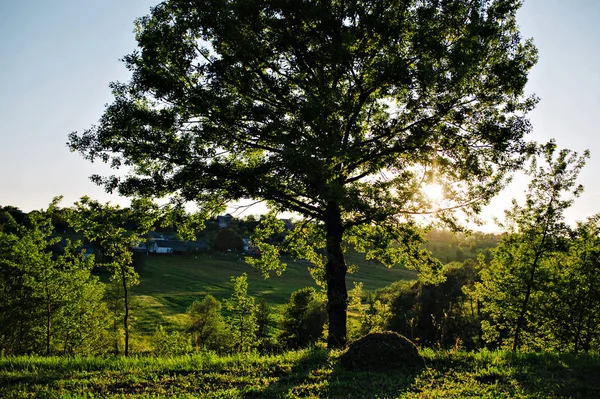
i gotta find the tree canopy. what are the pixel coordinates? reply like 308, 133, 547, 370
69, 0, 538, 347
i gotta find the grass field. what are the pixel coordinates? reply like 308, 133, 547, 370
93, 227, 498, 337
1, 349, 598, 398
128, 251, 418, 335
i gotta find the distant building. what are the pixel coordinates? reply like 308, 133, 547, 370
217, 214, 233, 228
146, 231, 165, 240
280, 219, 294, 230
148, 241, 173, 254
131, 239, 210, 254
130, 238, 172, 254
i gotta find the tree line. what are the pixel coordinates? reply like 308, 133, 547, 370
0, 197, 328, 355
1, 142, 598, 356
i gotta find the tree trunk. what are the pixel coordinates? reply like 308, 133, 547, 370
113, 294, 120, 355
513, 223, 553, 352
121, 266, 130, 357
583, 315, 593, 353
573, 295, 585, 352
512, 264, 536, 352
46, 300, 51, 356
324, 202, 348, 349
45, 283, 51, 356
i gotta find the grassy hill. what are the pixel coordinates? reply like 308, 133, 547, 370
128, 250, 418, 335
107, 228, 500, 338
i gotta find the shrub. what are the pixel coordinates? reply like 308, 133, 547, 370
187, 295, 229, 352
280, 287, 327, 349
152, 325, 192, 356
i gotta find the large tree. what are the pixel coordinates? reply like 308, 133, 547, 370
69, 0, 537, 347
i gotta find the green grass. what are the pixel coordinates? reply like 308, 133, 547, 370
129, 251, 417, 334
94, 229, 497, 337
1, 349, 598, 398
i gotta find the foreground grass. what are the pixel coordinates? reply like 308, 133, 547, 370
1, 349, 598, 398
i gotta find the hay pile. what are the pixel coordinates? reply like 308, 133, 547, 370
338, 331, 424, 372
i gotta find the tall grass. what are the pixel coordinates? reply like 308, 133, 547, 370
1, 349, 598, 398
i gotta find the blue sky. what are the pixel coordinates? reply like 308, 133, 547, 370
1, 1, 599, 231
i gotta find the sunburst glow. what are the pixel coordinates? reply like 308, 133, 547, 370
423, 183, 444, 202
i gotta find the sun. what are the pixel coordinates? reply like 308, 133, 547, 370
423, 183, 444, 202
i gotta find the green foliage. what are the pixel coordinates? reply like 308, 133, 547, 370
213, 228, 243, 252
0, 199, 109, 355
225, 274, 258, 353
255, 299, 282, 354
473, 143, 589, 351
360, 292, 392, 337
245, 213, 288, 277
254, 299, 273, 341
280, 287, 327, 349
152, 325, 192, 356
548, 216, 600, 352
67, 197, 162, 356
347, 281, 390, 340
70, 0, 539, 347
382, 259, 480, 348
186, 295, 229, 352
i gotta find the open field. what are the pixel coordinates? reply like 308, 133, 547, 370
128, 251, 418, 334
1, 349, 598, 398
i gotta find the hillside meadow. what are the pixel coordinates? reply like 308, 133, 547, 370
125, 229, 496, 338
127, 250, 419, 337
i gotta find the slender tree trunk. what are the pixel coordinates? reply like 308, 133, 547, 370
44, 282, 52, 356
121, 266, 130, 357
324, 202, 348, 349
512, 255, 540, 352
46, 300, 51, 356
113, 294, 120, 355
583, 315, 593, 352
513, 219, 553, 352
17, 288, 25, 354
573, 294, 585, 352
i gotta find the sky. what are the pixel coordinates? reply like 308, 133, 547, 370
0, 0, 599, 231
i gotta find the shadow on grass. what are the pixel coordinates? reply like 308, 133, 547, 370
413, 349, 600, 399
325, 363, 424, 399
506, 351, 600, 399
245, 348, 424, 399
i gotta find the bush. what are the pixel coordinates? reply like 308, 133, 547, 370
152, 326, 192, 356
383, 260, 481, 349
213, 228, 243, 252
187, 295, 229, 352
280, 287, 327, 349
